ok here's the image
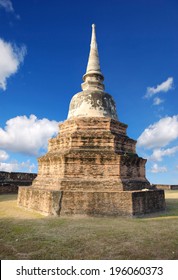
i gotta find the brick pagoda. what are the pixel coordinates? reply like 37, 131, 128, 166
18, 24, 165, 216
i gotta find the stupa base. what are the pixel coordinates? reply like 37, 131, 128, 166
18, 186, 165, 217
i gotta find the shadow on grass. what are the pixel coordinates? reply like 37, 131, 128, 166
0, 194, 18, 202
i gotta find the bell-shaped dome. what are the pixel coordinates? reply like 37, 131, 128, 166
67, 90, 118, 120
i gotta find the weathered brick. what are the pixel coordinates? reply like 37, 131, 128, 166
18, 117, 165, 216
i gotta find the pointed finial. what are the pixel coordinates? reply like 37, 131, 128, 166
90, 24, 97, 50
82, 24, 104, 91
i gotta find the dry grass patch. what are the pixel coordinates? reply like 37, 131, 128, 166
0, 191, 178, 260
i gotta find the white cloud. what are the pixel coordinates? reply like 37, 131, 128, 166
145, 77, 174, 98
0, 115, 59, 155
0, 0, 14, 12
0, 160, 36, 173
153, 97, 164, 106
137, 115, 178, 149
0, 150, 9, 161
0, 38, 27, 90
149, 146, 178, 162
150, 163, 167, 173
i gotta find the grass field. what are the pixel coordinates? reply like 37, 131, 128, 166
0, 191, 178, 260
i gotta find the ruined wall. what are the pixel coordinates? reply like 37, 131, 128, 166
152, 184, 178, 190
0, 171, 37, 194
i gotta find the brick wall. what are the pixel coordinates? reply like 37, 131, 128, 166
0, 171, 37, 194
152, 184, 178, 190
18, 187, 165, 217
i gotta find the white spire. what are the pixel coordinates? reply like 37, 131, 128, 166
82, 24, 104, 91
86, 24, 101, 74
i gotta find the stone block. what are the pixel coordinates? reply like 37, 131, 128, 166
18, 187, 62, 216
18, 188, 165, 217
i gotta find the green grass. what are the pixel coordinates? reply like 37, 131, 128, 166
0, 191, 178, 260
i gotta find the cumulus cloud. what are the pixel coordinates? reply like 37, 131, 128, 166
145, 77, 174, 98
137, 115, 178, 149
149, 146, 178, 162
150, 163, 167, 173
0, 115, 59, 155
0, 150, 9, 161
153, 97, 164, 106
0, 160, 36, 173
0, 0, 14, 12
0, 38, 27, 90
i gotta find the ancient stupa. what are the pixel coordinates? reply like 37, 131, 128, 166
18, 24, 165, 216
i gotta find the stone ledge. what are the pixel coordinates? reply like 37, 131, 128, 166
18, 187, 165, 217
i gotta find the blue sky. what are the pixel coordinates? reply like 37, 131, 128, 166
0, 0, 178, 184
